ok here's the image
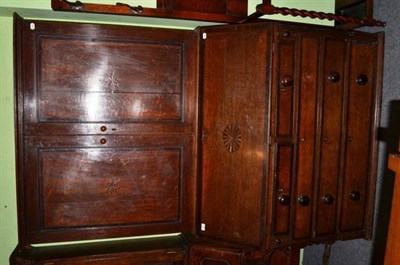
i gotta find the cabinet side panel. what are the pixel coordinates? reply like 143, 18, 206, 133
200, 27, 269, 247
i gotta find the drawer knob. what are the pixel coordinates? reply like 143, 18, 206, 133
100, 126, 107, 132
356, 74, 368, 85
278, 194, 290, 206
322, 194, 335, 205
281, 75, 294, 87
328, 71, 340, 83
298, 195, 310, 206
349, 190, 361, 201
100, 138, 107, 144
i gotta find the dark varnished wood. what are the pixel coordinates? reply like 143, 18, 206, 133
267, 23, 383, 248
10, 234, 186, 265
294, 35, 319, 240
15, 18, 199, 245
157, 0, 247, 17
189, 245, 243, 265
13, 14, 384, 265
51, 0, 247, 23
315, 36, 347, 237
199, 23, 271, 248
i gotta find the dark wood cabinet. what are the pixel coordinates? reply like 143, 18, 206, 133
14, 17, 199, 245
198, 22, 383, 250
11, 14, 383, 265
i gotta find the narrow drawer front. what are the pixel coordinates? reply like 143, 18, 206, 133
275, 38, 296, 138
273, 144, 294, 236
340, 41, 376, 232
315, 38, 346, 236
294, 36, 319, 239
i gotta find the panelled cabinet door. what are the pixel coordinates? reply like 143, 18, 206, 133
268, 24, 383, 248
23, 135, 194, 243
15, 17, 199, 245
198, 23, 272, 248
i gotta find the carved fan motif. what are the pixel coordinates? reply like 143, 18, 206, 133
222, 124, 241, 152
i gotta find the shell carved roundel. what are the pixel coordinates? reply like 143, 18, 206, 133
222, 124, 241, 153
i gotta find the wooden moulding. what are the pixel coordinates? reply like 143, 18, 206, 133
51, 0, 386, 28
10, 235, 186, 264
51, 0, 247, 23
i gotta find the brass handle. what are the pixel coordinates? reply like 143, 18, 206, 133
100, 126, 107, 132
100, 138, 107, 144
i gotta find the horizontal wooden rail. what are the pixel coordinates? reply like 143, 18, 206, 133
51, 0, 245, 23
247, 3, 386, 27
51, 0, 386, 27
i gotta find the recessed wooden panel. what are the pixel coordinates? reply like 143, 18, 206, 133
41, 148, 181, 228
340, 41, 375, 232
200, 24, 270, 247
39, 38, 183, 122
315, 38, 346, 236
22, 134, 195, 243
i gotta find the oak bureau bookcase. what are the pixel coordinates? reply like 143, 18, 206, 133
10, 8, 383, 265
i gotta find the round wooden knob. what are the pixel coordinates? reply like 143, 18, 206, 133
349, 190, 361, 201
298, 195, 310, 206
100, 138, 107, 144
278, 194, 290, 206
100, 126, 107, 132
281, 75, 294, 87
322, 194, 335, 205
356, 74, 368, 85
328, 71, 340, 83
